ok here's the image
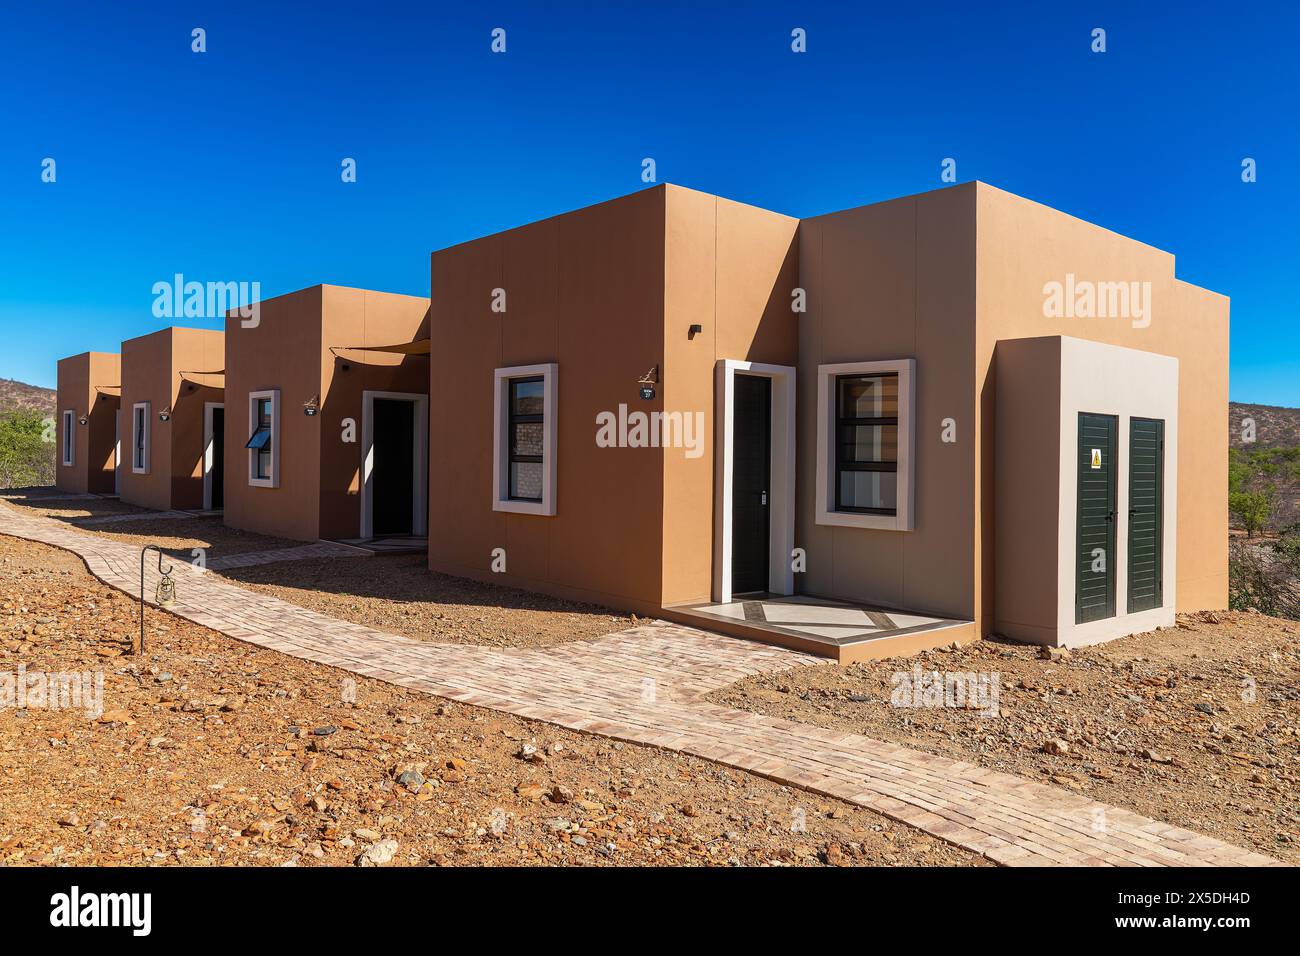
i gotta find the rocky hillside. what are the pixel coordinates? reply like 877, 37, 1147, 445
1229, 402, 1300, 449
0, 377, 54, 414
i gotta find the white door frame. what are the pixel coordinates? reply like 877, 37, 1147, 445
114, 410, 121, 494
203, 402, 224, 511
360, 390, 429, 539
712, 360, 796, 604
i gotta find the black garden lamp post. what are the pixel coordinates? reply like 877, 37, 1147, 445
138, 545, 176, 655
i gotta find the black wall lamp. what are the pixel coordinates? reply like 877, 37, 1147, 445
77, 415, 88, 426
303, 394, 320, 416
158, 407, 172, 422
688, 324, 702, 339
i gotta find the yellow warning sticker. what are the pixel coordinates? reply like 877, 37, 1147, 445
1091, 448, 1102, 469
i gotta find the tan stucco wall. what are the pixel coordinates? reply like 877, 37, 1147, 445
661, 186, 799, 605
55, 352, 120, 495
796, 185, 979, 620
120, 329, 222, 511
425, 185, 797, 614
974, 183, 1229, 632
428, 188, 669, 613
223, 287, 324, 541
222, 285, 428, 543
992, 336, 1062, 643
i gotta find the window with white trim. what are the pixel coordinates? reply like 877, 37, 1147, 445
493, 364, 557, 515
815, 359, 915, 531
61, 410, 75, 466
132, 402, 150, 473
246, 389, 280, 488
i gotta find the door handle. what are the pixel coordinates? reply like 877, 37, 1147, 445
761, 491, 768, 505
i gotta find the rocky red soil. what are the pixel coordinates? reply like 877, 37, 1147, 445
710, 611, 1300, 864
0, 534, 981, 867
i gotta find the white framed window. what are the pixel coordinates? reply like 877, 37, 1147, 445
246, 389, 280, 488
61, 410, 75, 466
815, 359, 915, 531
131, 402, 150, 474
493, 364, 557, 515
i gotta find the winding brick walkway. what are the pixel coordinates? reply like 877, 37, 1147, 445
0, 501, 1282, 867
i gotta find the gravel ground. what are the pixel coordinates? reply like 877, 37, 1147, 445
709, 611, 1300, 864
0, 534, 981, 867
219, 555, 637, 649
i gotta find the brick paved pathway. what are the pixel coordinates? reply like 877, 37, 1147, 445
207, 542, 359, 571
0, 501, 1282, 867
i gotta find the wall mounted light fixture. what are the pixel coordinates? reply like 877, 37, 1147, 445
158, 407, 172, 422
77, 415, 88, 426
688, 324, 702, 339
303, 394, 320, 416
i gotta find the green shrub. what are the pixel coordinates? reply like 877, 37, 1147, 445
1229, 489, 1273, 537
0, 409, 56, 489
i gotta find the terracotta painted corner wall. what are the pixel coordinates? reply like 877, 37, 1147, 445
56, 352, 121, 495
796, 184, 979, 620
1168, 279, 1230, 610
428, 187, 668, 614
660, 186, 799, 606
119, 330, 175, 511
168, 329, 225, 511
223, 287, 325, 541
992, 336, 1062, 643
318, 286, 431, 540
974, 183, 1229, 636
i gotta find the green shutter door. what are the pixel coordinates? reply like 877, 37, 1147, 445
1076, 413, 1117, 624
1127, 418, 1165, 613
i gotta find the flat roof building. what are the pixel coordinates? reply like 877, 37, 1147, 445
55, 351, 122, 496
221, 284, 431, 544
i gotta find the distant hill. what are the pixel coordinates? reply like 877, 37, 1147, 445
0, 378, 55, 415
1230, 402, 1300, 449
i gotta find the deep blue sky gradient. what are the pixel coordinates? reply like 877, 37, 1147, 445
1, 1, 1296, 402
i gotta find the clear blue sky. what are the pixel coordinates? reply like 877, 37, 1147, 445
1, 1, 1296, 403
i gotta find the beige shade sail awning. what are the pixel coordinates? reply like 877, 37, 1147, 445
179, 369, 226, 388
94, 385, 122, 397
329, 338, 431, 359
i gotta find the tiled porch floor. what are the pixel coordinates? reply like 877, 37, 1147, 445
672, 593, 971, 648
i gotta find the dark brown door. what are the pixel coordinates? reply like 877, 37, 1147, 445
372, 399, 415, 536
731, 375, 771, 595
210, 407, 224, 510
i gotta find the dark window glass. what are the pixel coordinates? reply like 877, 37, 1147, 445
508, 377, 544, 501
134, 408, 146, 468
835, 373, 898, 514
246, 397, 274, 480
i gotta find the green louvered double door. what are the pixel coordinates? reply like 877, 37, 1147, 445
1075, 413, 1166, 624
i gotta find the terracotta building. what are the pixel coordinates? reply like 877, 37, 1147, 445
221, 284, 431, 544
118, 327, 226, 512
426, 183, 1228, 661
55, 351, 122, 495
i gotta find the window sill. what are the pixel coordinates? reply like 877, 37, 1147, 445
248, 477, 276, 489
493, 498, 554, 516
815, 507, 911, 531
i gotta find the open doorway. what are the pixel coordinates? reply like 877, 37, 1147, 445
361, 390, 428, 539
713, 360, 796, 604
204, 402, 225, 511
